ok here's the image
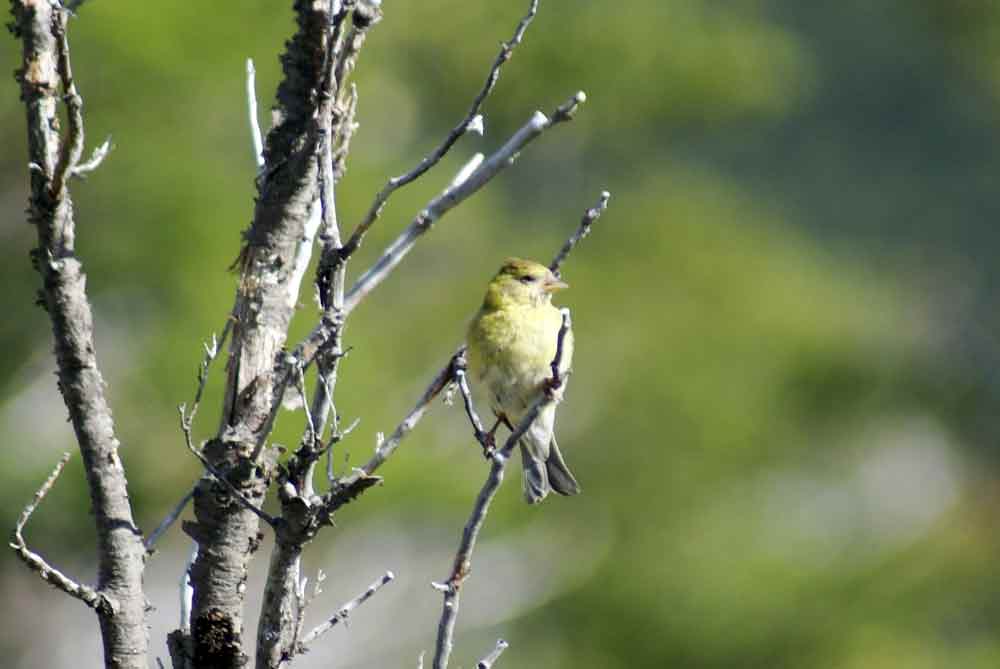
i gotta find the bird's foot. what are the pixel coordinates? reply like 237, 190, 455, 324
542, 375, 564, 399
480, 429, 497, 459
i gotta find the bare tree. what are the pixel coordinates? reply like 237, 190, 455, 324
8, 1, 609, 667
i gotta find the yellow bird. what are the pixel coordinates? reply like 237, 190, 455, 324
466, 258, 581, 504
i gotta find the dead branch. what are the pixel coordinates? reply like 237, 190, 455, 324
476, 639, 510, 669
9, 452, 115, 614
293, 570, 395, 655
327, 187, 610, 510
10, 2, 148, 666
342, 91, 587, 315
337, 0, 541, 262
182, 3, 368, 664
550, 190, 611, 276
431, 311, 573, 669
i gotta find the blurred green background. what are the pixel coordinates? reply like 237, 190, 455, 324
4, 0, 1000, 667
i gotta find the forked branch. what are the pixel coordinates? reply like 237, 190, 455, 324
327, 189, 610, 510
11, 2, 148, 666
338, 0, 541, 262
293, 570, 396, 655
431, 311, 573, 669
9, 452, 115, 614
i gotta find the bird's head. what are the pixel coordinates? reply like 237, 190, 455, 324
482, 257, 568, 309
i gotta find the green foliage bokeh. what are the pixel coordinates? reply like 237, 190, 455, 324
3, 1, 1000, 667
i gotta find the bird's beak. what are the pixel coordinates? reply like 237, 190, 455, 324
543, 275, 569, 292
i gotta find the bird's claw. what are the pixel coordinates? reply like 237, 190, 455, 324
480, 431, 496, 459
542, 375, 563, 399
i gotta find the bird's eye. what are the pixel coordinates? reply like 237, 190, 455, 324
519, 275, 536, 284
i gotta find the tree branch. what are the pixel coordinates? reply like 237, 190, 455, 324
254, 6, 379, 664
181, 406, 279, 528
9, 452, 116, 614
342, 91, 586, 316
549, 190, 611, 276
185, 3, 364, 664
11, 2, 148, 666
337, 0, 540, 262
327, 187, 609, 510
294, 570, 395, 653
431, 311, 571, 669
476, 639, 509, 669
289, 89, 587, 384
326, 352, 462, 511
144, 487, 195, 554
454, 357, 492, 454
71, 136, 113, 178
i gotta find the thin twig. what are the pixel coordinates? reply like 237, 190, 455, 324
432, 313, 572, 669
289, 90, 586, 373
326, 353, 461, 509
180, 406, 278, 527
50, 12, 85, 203
454, 357, 491, 454
343, 90, 585, 316
12, 3, 148, 664
549, 190, 610, 276
332, 83, 359, 180
187, 321, 232, 430
144, 486, 196, 553
338, 0, 541, 262
327, 188, 607, 506
476, 639, 509, 669
295, 570, 395, 652
298, 365, 318, 451
9, 452, 115, 614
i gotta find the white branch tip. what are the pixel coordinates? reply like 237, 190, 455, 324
466, 114, 485, 136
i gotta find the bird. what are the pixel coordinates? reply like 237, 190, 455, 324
466, 257, 581, 504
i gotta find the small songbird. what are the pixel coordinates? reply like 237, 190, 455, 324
466, 257, 581, 504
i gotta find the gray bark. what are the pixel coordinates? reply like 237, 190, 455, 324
10, 2, 149, 667
179, 2, 355, 666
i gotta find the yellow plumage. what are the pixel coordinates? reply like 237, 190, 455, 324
466, 258, 580, 504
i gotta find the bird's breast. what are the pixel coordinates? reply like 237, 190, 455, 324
466, 304, 570, 419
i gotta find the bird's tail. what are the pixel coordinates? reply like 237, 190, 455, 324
545, 436, 581, 496
520, 442, 550, 505
520, 436, 581, 504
